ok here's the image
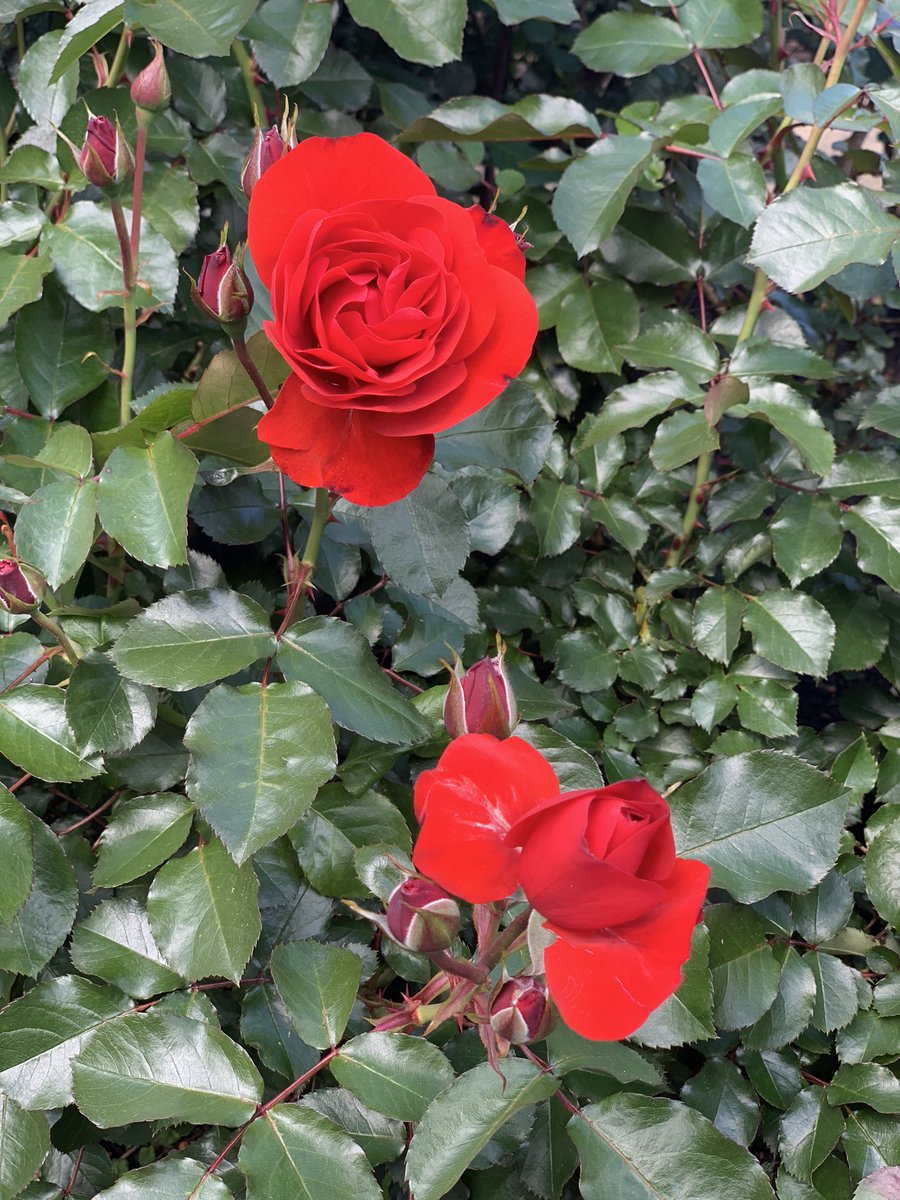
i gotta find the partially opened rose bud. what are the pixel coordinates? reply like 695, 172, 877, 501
0, 559, 42, 614
130, 40, 171, 114
443, 644, 517, 739
79, 115, 134, 190
241, 126, 288, 199
190, 242, 254, 332
386, 878, 461, 952
489, 977, 556, 1045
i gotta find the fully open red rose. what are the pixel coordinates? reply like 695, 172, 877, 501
412, 735, 710, 1041
247, 134, 537, 506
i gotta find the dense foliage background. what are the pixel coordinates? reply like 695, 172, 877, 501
0, 0, 899, 1197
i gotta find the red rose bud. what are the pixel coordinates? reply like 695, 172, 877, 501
191, 243, 254, 330
386, 878, 461, 952
130, 40, 171, 114
489, 977, 556, 1045
79, 115, 134, 190
0, 559, 42, 614
241, 126, 289, 199
443, 646, 517, 739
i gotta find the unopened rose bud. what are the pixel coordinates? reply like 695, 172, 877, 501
190, 242, 254, 331
443, 645, 517, 739
489, 977, 556, 1045
130, 40, 171, 114
0, 559, 42, 614
79, 115, 134, 190
241, 126, 288, 199
386, 878, 461, 952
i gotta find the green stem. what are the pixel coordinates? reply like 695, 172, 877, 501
32, 609, 79, 664
231, 39, 265, 124
110, 201, 136, 424
872, 33, 900, 81
301, 488, 331, 570
15, 16, 24, 60
106, 27, 130, 88
129, 122, 147, 269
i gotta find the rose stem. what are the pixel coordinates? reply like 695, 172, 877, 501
231, 39, 265, 125
31, 609, 79, 664
665, 0, 867, 570
105, 27, 131, 89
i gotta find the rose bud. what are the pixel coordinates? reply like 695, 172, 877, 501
130, 40, 171, 114
0, 559, 42, 614
190, 241, 254, 332
489, 976, 557, 1045
79, 115, 134, 190
386, 877, 461, 952
241, 126, 288, 199
443, 644, 517, 739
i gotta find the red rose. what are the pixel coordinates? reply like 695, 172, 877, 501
412, 734, 710, 1041
247, 134, 537, 506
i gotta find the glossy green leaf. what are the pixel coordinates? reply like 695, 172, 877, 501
148, 838, 261, 983
681, 1058, 760, 1146
331, 1033, 455, 1121
123, 0, 259, 57
110, 588, 275, 690
435, 379, 554, 485
670, 751, 847, 901
651, 410, 719, 472
844, 499, 900, 591
344, 0, 466, 66
552, 136, 657, 257
367, 474, 468, 599
0, 685, 101, 783
573, 12, 689, 76
633, 926, 716, 1049
299, 1088, 405, 1167
93, 792, 193, 888
271, 940, 362, 1050
0, 253, 52, 327
13, 477, 98, 589
18, 30, 78, 126
680, 0, 763, 48
399, 93, 599, 142
0, 1090, 50, 1199
697, 154, 767, 228
865, 812, 900, 929
742, 590, 835, 677
245, 0, 332, 87
827, 1065, 900, 1114
625, 322, 720, 384
92, 1158, 233, 1199
771, 495, 843, 586
72, 1011, 262, 1127
0, 787, 32, 927
185, 681, 336, 863
530, 476, 582, 557
239, 1104, 381, 1200
66, 653, 157, 757
70, 898, 184, 999
780, 1088, 845, 1182
557, 279, 638, 374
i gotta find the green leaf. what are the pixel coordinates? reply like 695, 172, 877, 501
826, 1065, 900, 1114
651, 410, 720, 472
679, 0, 763, 48
743, 948, 816, 1051
277, 617, 430, 745
49, 0, 124, 82
697, 154, 767, 228
123, 0, 260, 57
547, 1025, 665, 1085
140, 163, 199, 255
245, 0, 332, 86
807, 951, 862, 1033
736, 678, 798, 740
0, 787, 32, 926
0, 685, 101, 783
530, 476, 582, 557
271, 940, 363, 1050
669, 751, 847, 902
72, 1012, 262, 1127
185, 682, 336, 864
0, 976, 131, 1110
239, 1104, 381, 1200
792, 872, 854, 944
0, 1090, 50, 1199
681, 1058, 760, 1146
18, 30, 78, 126
97, 433, 197, 569
331, 1033, 455, 1121
743, 590, 835, 677
241, 982, 318, 1081
435, 379, 554, 485
111, 588, 275, 690
706, 904, 780, 1029
865, 812, 900, 929
15, 281, 113, 418
573, 12, 689, 76
551, 136, 657, 257
367, 474, 469, 599
148, 838, 261, 983
632, 925, 716, 1049
740, 382, 835, 477
824, 450, 900, 500
748, 184, 900, 294
45, 201, 178, 313
624, 322, 719, 384
0, 202, 44, 251
66, 653, 157, 757
0, 253, 52, 327
557, 279, 638, 374
0, 809, 76, 977
771, 495, 843, 586
842, 1109, 900, 1178
589, 493, 650, 555
70, 898, 184, 999
300, 1089, 405, 1167
729, 342, 836, 381
344, 0, 466, 66
13, 477, 98, 589
405, 1061, 558, 1200
93, 792, 193, 888
844, 499, 900, 591
780, 1089, 845, 1182
92, 1158, 233, 1199
576, 372, 697, 448
569, 1093, 775, 1200
555, 629, 618, 693
495, 0, 576, 22
398, 93, 600, 142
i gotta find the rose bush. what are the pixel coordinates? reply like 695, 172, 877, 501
247, 134, 537, 505
412, 734, 710, 1039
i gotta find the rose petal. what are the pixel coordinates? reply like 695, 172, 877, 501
543, 858, 711, 1041
248, 134, 436, 287
258, 374, 433, 506
465, 206, 527, 282
412, 734, 559, 903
